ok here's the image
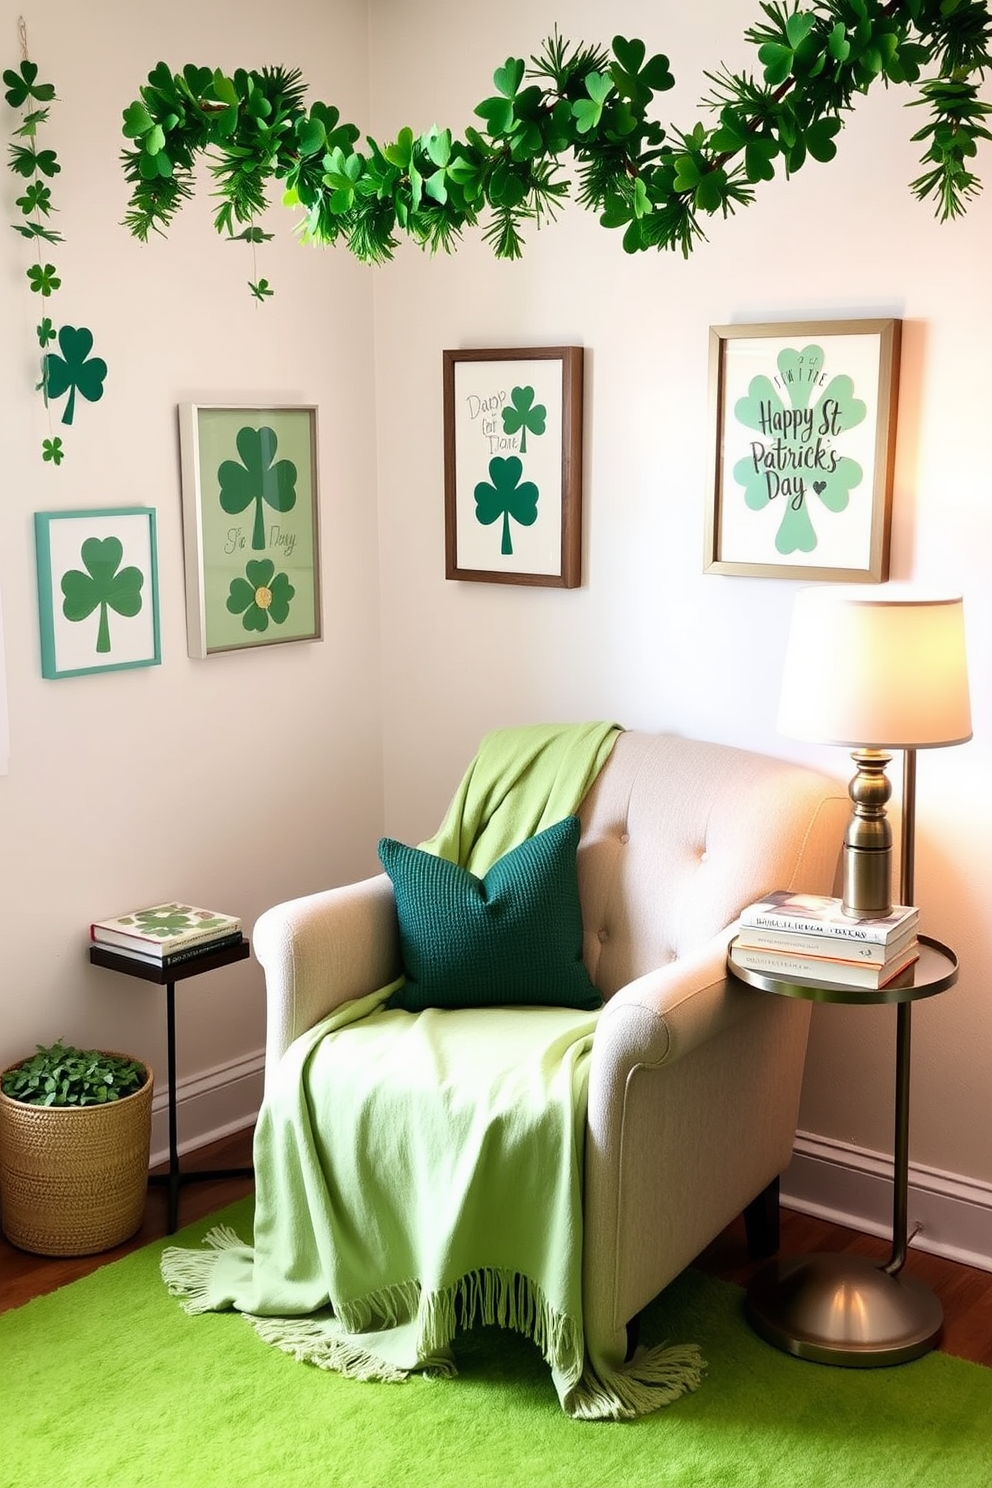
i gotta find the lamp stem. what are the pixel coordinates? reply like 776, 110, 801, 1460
885, 747, 918, 1278
900, 747, 917, 907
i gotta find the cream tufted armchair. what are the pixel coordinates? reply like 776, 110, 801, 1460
254, 731, 846, 1367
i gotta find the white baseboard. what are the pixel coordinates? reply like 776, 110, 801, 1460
782, 1131, 992, 1274
150, 1049, 263, 1169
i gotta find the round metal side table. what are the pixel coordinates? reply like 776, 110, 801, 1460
727, 934, 958, 1367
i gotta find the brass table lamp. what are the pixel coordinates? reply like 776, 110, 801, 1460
777, 588, 972, 919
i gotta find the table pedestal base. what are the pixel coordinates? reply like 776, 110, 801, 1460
745, 1252, 943, 1367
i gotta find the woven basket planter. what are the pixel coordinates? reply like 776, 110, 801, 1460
0, 1056, 153, 1257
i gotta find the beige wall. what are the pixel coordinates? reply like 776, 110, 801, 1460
0, 3, 989, 1194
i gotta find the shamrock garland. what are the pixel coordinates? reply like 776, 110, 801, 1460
5, 26, 108, 464
118, 2, 992, 298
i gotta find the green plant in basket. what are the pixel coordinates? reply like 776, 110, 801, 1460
0, 1040, 153, 1255
1, 1040, 147, 1107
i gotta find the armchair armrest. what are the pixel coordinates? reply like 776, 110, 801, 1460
583, 922, 810, 1349
591, 925, 746, 1084
254, 873, 400, 1083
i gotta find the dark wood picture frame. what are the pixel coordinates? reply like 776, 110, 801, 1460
443, 346, 584, 587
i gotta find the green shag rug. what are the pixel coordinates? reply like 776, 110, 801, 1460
3, 1197, 992, 1488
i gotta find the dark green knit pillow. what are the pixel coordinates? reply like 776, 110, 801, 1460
378, 815, 601, 1012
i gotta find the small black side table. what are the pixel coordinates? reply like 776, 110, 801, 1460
727, 933, 958, 1367
89, 937, 254, 1234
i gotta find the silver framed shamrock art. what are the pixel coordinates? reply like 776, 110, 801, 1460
178, 404, 321, 657
443, 347, 584, 587
705, 320, 901, 581
34, 507, 161, 679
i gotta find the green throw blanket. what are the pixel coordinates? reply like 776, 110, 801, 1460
162, 722, 705, 1420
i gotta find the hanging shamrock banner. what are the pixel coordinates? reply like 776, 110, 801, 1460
5, 17, 108, 464
43, 326, 108, 427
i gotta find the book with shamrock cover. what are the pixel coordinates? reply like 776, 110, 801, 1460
739, 891, 918, 947
91, 902, 241, 958
730, 939, 920, 990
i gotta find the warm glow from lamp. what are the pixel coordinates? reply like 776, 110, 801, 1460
778, 587, 972, 917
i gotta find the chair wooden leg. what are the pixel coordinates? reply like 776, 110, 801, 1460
743, 1174, 781, 1259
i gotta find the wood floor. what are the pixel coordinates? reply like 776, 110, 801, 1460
2, 1126, 991, 1369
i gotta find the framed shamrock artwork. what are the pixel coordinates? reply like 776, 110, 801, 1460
443, 347, 584, 586
34, 507, 161, 679
705, 320, 901, 581
178, 404, 321, 657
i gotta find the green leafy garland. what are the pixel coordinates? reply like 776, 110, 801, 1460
121, 0, 990, 296
6, 25, 108, 464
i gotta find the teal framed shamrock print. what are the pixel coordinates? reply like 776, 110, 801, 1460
705, 320, 901, 581
34, 508, 161, 679
443, 347, 584, 587
178, 404, 321, 657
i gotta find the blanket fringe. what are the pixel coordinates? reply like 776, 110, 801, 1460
161, 1225, 250, 1314
247, 1314, 413, 1383
566, 1341, 707, 1422
242, 1267, 584, 1395
161, 1233, 703, 1421
337, 1278, 421, 1334
449, 1266, 583, 1385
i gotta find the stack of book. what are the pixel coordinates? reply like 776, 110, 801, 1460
90, 902, 243, 969
733, 890, 920, 988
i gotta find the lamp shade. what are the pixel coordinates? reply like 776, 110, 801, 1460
777, 587, 972, 749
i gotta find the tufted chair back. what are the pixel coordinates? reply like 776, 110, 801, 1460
577, 732, 844, 998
